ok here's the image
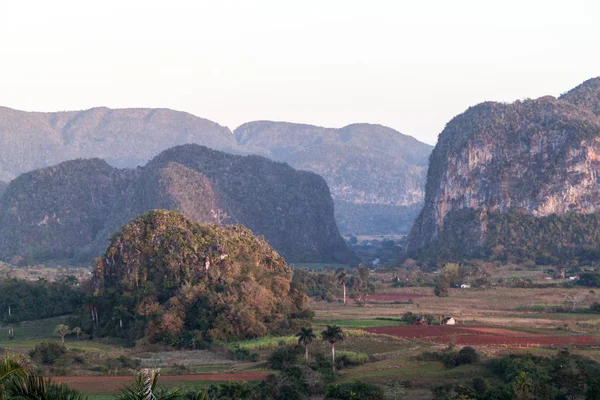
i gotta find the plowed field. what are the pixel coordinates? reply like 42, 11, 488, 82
365, 325, 600, 346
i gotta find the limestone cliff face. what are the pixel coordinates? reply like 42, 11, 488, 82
407, 78, 600, 258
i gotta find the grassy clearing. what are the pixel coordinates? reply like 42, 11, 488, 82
227, 335, 297, 351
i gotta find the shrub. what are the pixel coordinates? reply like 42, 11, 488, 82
456, 347, 479, 365
417, 346, 479, 368
335, 351, 369, 368
310, 353, 335, 383
267, 345, 303, 370
325, 381, 385, 400
230, 345, 259, 362
29, 341, 66, 365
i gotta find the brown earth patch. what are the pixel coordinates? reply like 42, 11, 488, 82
365, 325, 600, 347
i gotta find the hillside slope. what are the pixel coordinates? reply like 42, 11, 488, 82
406, 77, 600, 263
0, 106, 237, 181
234, 121, 432, 234
0, 145, 354, 264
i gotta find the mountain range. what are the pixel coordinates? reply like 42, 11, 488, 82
0, 107, 432, 235
0, 145, 355, 265
406, 77, 600, 264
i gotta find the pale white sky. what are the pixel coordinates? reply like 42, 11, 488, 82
1, 0, 598, 145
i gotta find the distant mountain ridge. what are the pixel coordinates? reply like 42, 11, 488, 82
406, 77, 600, 263
234, 121, 432, 234
0, 106, 236, 181
0, 106, 432, 235
0, 144, 354, 264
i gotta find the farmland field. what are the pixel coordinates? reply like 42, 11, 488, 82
2, 276, 600, 399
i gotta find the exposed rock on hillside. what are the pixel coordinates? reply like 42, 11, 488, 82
407, 78, 600, 263
0, 145, 354, 264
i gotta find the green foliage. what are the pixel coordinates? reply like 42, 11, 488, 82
91, 210, 311, 345
415, 209, 600, 266
117, 369, 179, 400
0, 278, 84, 323
477, 351, 600, 400
267, 345, 303, 370
5, 374, 89, 400
335, 351, 369, 368
433, 283, 449, 297
418, 346, 479, 368
292, 269, 339, 301
29, 342, 67, 365
229, 345, 259, 362
324, 381, 385, 400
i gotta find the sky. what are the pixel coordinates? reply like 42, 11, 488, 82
1, 0, 599, 145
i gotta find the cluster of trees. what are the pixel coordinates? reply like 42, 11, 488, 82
432, 350, 600, 400
414, 208, 600, 267
292, 266, 375, 306
84, 210, 311, 347
0, 277, 84, 324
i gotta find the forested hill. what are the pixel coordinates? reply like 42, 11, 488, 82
0, 181, 6, 197
234, 121, 432, 234
0, 145, 355, 265
0, 106, 237, 181
0, 106, 431, 235
406, 77, 600, 264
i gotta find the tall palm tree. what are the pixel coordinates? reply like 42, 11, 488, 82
335, 269, 349, 305
321, 325, 344, 371
296, 327, 317, 363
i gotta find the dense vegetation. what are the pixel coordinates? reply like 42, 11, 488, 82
433, 350, 600, 400
0, 277, 84, 323
235, 121, 431, 235
0, 144, 354, 264
0, 106, 236, 182
87, 210, 311, 346
409, 210, 600, 266
407, 77, 600, 263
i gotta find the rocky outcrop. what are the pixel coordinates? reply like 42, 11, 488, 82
0, 145, 354, 264
406, 78, 600, 262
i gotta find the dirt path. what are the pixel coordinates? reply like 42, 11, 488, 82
55, 373, 268, 394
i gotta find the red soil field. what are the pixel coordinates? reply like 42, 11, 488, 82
365, 325, 600, 347
55, 373, 268, 394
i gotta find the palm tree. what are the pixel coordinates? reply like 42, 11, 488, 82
117, 369, 180, 400
5, 374, 88, 400
0, 354, 29, 400
335, 269, 349, 305
296, 327, 317, 363
321, 325, 344, 371
72, 327, 82, 341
